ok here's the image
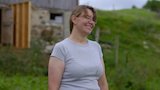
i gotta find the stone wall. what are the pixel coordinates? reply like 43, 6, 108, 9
31, 7, 67, 52
1, 8, 13, 45
0, 6, 71, 49
31, 7, 64, 45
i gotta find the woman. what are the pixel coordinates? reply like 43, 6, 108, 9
48, 5, 109, 90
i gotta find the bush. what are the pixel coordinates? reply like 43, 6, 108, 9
0, 39, 49, 76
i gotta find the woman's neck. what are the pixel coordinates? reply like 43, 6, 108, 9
69, 29, 88, 44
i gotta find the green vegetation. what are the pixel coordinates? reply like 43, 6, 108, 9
0, 75, 47, 90
94, 9, 160, 90
1, 8, 160, 90
143, 0, 160, 12
0, 40, 48, 76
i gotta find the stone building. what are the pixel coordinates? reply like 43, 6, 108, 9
0, 0, 78, 48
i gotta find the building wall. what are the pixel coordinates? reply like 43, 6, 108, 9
0, 9, 2, 44
0, 1, 72, 48
31, 7, 66, 45
1, 8, 13, 45
63, 11, 71, 38
31, 8, 49, 26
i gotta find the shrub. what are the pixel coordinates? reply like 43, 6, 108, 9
0, 39, 49, 76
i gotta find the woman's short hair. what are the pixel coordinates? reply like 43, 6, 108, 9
70, 5, 97, 33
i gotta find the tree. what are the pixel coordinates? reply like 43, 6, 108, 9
143, 0, 160, 12
132, 5, 137, 9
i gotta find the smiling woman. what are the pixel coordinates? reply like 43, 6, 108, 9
48, 5, 109, 90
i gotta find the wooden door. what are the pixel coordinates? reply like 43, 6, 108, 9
12, 1, 31, 48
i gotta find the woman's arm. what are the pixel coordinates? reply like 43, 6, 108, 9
48, 57, 65, 90
98, 59, 109, 90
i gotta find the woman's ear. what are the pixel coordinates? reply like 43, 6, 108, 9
71, 15, 77, 25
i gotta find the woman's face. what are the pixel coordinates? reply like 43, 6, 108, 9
73, 9, 96, 35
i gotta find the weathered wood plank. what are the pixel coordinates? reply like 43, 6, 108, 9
12, 1, 30, 48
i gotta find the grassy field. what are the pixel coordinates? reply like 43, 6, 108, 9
0, 75, 47, 90
95, 8, 160, 90
1, 8, 160, 90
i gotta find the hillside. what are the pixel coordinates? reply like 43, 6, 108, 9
95, 9, 160, 90
1, 9, 160, 90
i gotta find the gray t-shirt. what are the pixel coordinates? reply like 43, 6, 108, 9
51, 38, 104, 90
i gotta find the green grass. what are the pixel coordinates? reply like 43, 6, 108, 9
0, 75, 47, 90
93, 8, 160, 90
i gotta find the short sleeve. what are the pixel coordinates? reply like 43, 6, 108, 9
50, 43, 65, 62
95, 42, 103, 59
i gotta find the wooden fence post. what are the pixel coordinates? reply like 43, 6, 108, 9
115, 35, 119, 67
95, 27, 100, 42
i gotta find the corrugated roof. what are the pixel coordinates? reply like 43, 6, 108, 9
0, 0, 78, 10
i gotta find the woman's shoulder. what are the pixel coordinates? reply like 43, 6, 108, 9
88, 40, 100, 46
88, 40, 102, 50
54, 38, 68, 48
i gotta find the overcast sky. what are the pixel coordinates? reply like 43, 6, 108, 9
79, 0, 148, 10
